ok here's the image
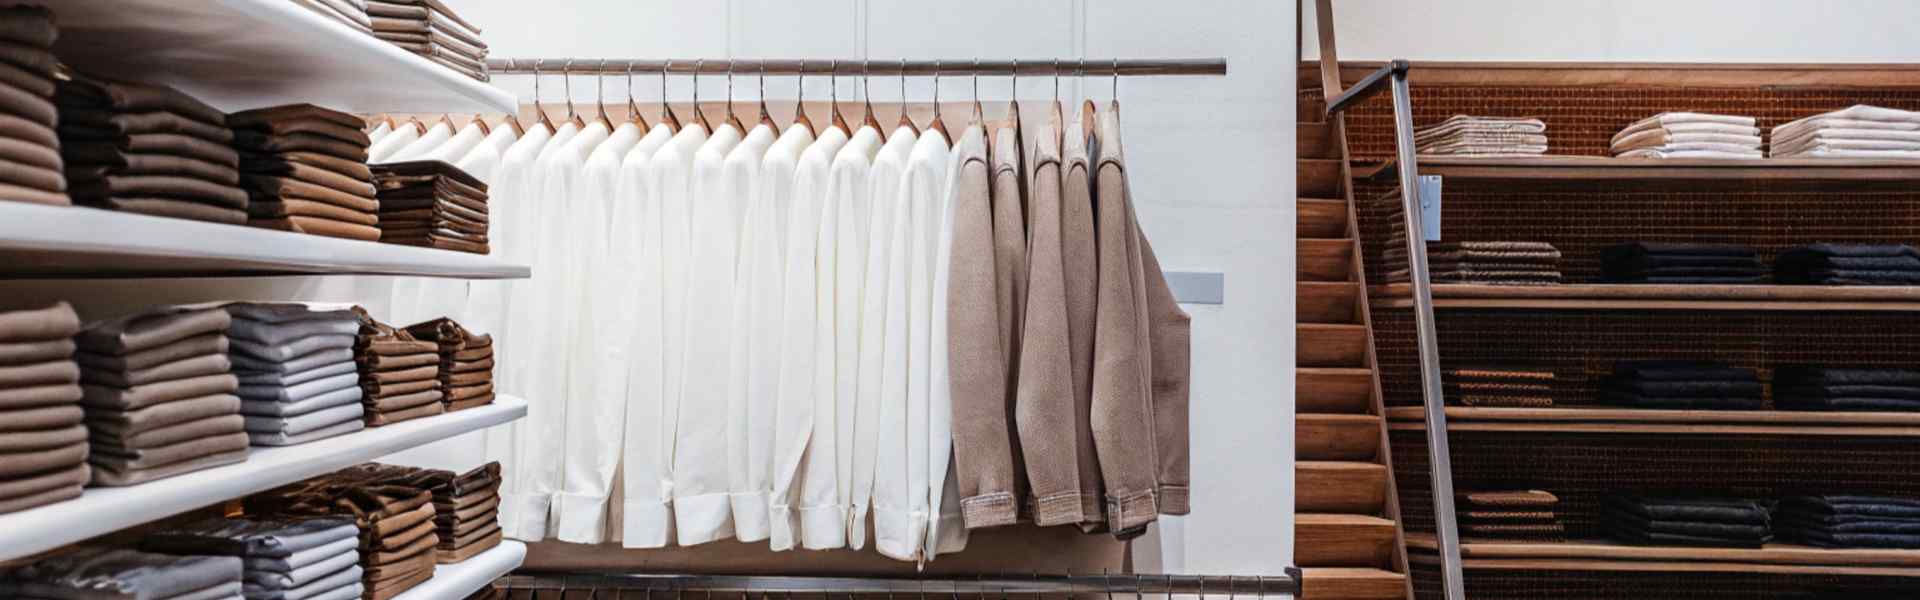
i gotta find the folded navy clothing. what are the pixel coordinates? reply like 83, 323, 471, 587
1604, 242, 1762, 259
1778, 243, 1920, 260
1777, 516, 1920, 534
1602, 508, 1772, 539
1611, 361, 1759, 382
1776, 244, 1920, 285
1601, 392, 1764, 409
1816, 255, 1920, 270
1603, 243, 1766, 282
1624, 266, 1771, 277
1779, 528, 1920, 549
1776, 385, 1920, 401
1774, 366, 1920, 387
1628, 274, 1773, 284
1782, 269, 1920, 285
1776, 397, 1920, 412
1778, 495, 1920, 519
1606, 527, 1769, 548
1605, 495, 1772, 524
1604, 377, 1765, 398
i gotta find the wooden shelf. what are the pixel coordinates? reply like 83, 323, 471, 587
1363, 156, 1920, 183
0, 203, 527, 279
1370, 283, 1920, 312
1385, 406, 1920, 437
1404, 534, 1920, 576
48, 0, 514, 113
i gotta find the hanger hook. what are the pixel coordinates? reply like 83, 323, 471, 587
597, 59, 608, 115
726, 59, 736, 121
1052, 58, 1060, 103
562, 59, 576, 120
830, 59, 839, 109
758, 61, 768, 113
932, 59, 941, 119
863, 58, 873, 114
661, 60, 672, 118
1011, 58, 1018, 101
900, 59, 908, 108
1112, 57, 1120, 101
626, 61, 639, 115
972, 59, 980, 104
795, 59, 805, 118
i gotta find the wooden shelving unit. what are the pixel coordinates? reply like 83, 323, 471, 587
1370, 283, 1920, 312
1363, 156, 1920, 183
1404, 534, 1920, 575
1384, 406, 1920, 437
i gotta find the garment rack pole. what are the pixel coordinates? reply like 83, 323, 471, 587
484, 58, 1227, 77
494, 571, 1301, 596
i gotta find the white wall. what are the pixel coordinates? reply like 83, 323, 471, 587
1304, 0, 1920, 63
404, 0, 1299, 579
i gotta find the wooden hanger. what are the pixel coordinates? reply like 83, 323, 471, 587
792, 60, 816, 135
407, 116, 426, 135
1107, 58, 1122, 118
532, 61, 555, 133
895, 62, 919, 135
504, 114, 526, 136
926, 60, 949, 139
623, 63, 650, 129
827, 60, 850, 135
659, 61, 680, 133
756, 66, 778, 129
472, 113, 491, 135
860, 59, 883, 136
723, 62, 745, 133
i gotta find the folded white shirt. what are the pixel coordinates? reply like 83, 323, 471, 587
1773, 117, 1920, 143
1621, 142, 1764, 155
1773, 127, 1920, 152
1613, 112, 1755, 142
1611, 130, 1761, 152
243, 548, 360, 590
1774, 146, 1920, 159
1775, 137, 1920, 156
1618, 148, 1763, 159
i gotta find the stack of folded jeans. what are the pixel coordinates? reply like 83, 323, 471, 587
403, 318, 494, 412
1610, 112, 1763, 159
1600, 360, 1764, 410
1443, 366, 1556, 407
1774, 244, 1920, 285
1414, 115, 1548, 157
1600, 242, 1770, 284
367, 0, 489, 81
231, 104, 381, 241
1386, 241, 1563, 285
331, 462, 503, 563
0, 547, 243, 599
1774, 366, 1920, 412
76, 305, 248, 486
1604, 495, 1773, 548
247, 477, 440, 600
0, 302, 86, 514
227, 303, 367, 447
141, 516, 364, 600
57, 74, 249, 224
0, 6, 66, 207
1776, 495, 1920, 549
355, 315, 444, 426
1457, 489, 1567, 541
372, 161, 491, 254
1771, 105, 1920, 159
292, 0, 373, 33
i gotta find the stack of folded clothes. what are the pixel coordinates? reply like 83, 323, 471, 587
333, 462, 502, 564
1457, 489, 1567, 541
1604, 494, 1773, 548
76, 305, 248, 486
1600, 242, 1770, 284
356, 313, 445, 426
372, 161, 490, 254
367, 0, 490, 81
0, 6, 66, 206
1442, 366, 1556, 407
403, 318, 494, 412
1777, 495, 1920, 549
0, 547, 243, 599
56, 74, 249, 223
293, 0, 373, 33
1386, 241, 1564, 285
1774, 244, 1920, 285
1771, 105, 1920, 159
1600, 360, 1764, 410
1610, 112, 1763, 159
0, 303, 85, 514
228, 303, 367, 446
246, 477, 440, 600
231, 104, 382, 241
141, 516, 364, 600
1414, 115, 1548, 157
1774, 366, 1920, 412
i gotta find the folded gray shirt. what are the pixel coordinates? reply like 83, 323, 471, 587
237, 372, 359, 404
236, 360, 356, 387
241, 538, 359, 572
240, 386, 362, 418
228, 318, 360, 347
243, 402, 363, 435
0, 547, 241, 600
239, 564, 361, 600
247, 419, 364, 447
230, 347, 353, 375
230, 335, 356, 364
241, 549, 358, 590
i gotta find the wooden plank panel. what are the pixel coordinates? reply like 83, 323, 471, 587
1298, 198, 1349, 239
1298, 414, 1381, 461
1298, 323, 1368, 368
1298, 238, 1354, 282
1299, 122, 1339, 158
1298, 514, 1398, 568
1299, 568, 1407, 600
1298, 281, 1359, 324
1299, 158, 1344, 197
1403, 533, 1920, 568
1372, 283, 1920, 312
1298, 368, 1375, 414
1368, 156, 1920, 183
1297, 461, 1388, 513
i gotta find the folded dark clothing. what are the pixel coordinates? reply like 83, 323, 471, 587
0, 5, 57, 49
230, 116, 370, 147
63, 134, 240, 170
1611, 361, 1757, 382
58, 109, 235, 145
1779, 243, 1920, 260
1462, 510, 1559, 523
233, 130, 369, 163
371, 160, 487, 193
1457, 394, 1553, 407
1447, 382, 1553, 395
89, 430, 249, 472
1804, 255, 1920, 271
1603, 508, 1772, 539
1607, 526, 1768, 548
1774, 366, 1920, 387
244, 160, 376, 198
1602, 391, 1763, 410
56, 75, 227, 128
0, 357, 77, 387
243, 174, 376, 211
1605, 495, 1771, 524
1778, 495, 1920, 519
1604, 242, 1761, 259
250, 216, 383, 241
67, 154, 241, 187
240, 150, 374, 182
1777, 516, 1920, 534
141, 516, 359, 558
1606, 253, 1774, 269
1608, 274, 1773, 284
1613, 266, 1771, 278
0, 39, 57, 83
1776, 397, 1920, 412
1781, 269, 1920, 285
78, 371, 237, 410
81, 353, 232, 388
78, 306, 232, 356
246, 199, 378, 227
69, 175, 249, 209
0, 404, 84, 433
1459, 490, 1559, 508
1777, 384, 1920, 400
78, 197, 247, 225
383, 235, 487, 254
228, 104, 367, 131
0, 547, 242, 600
1779, 527, 1920, 549
1604, 377, 1764, 398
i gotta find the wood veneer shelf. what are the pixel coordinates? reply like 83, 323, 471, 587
1384, 406, 1920, 437
1363, 156, 1920, 182
1404, 534, 1920, 576
1370, 283, 1920, 312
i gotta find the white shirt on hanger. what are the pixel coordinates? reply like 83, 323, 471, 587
367, 122, 421, 164
386, 120, 453, 162
802, 125, 880, 550
422, 119, 488, 163
770, 126, 849, 551
555, 120, 644, 544
367, 121, 392, 145
728, 122, 816, 547
674, 121, 758, 546
904, 128, 961, 560
623, 123, 706, 548
486, 123, 554, 542
455, 121, 519, 184
859, 125, 917, 556
926, 126, 974, 559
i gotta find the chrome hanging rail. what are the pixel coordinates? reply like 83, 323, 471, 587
494, 571, 1299, 596
484, 58, 1227, 77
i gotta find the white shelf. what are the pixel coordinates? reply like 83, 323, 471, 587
0, 396, 527, 562
0, 203, 527, 279
397, 541, 527, 600
46, 0, 515, 113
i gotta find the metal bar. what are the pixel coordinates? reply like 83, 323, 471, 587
1326, 59, 1407, 116
496, 573, 1298, 596
1390, 69, 1466, 600
1166, 270, 1226, 305
483, 58, 1226, 77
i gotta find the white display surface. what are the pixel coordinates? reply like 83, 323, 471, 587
0, 396, 528, 562
394, 541, 527, 600
45, 0, 515, 113
0, 203, 528, 279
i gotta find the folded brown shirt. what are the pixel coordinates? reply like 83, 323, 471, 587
0, 440, 87, 479
79, 372, 239, 411
78, 306, 231, 355
88, 447, 246, 486
0, 383, 80, 411
0, 357, 77, 388
0, 156, 62, 191
228, 104, 366, 130
0, 337, 73, 366
250, 216, 382, 241
80, 353, 232, 388
234, 117, 370, 147
89, 430, 248, 472
64, 133, 239, 169
58, 108, 235, 144
243, 174, 377, 211
447, 395, 493, 412
84, 393, 241, 436
382, 232, 487, 254
246, 198, 377, 226
241, 150, 374, 182
362, 340, 437, 356
0, 404, 83, 432
90, 413, 244, 451
366, 400, 443, 426
233, 130, 369, 162
69, 174, 249, 209
362, 378, 438, 398
0, 302, 79, 343
56, 74, 227, 128
67, 153, 241, 187
445, 381, 491, 401
368, 389, 443, 413
360, 351, 439, 371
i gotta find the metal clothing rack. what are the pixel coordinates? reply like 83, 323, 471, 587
493, 571, 1301, 596
483, 58, 1227, 77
